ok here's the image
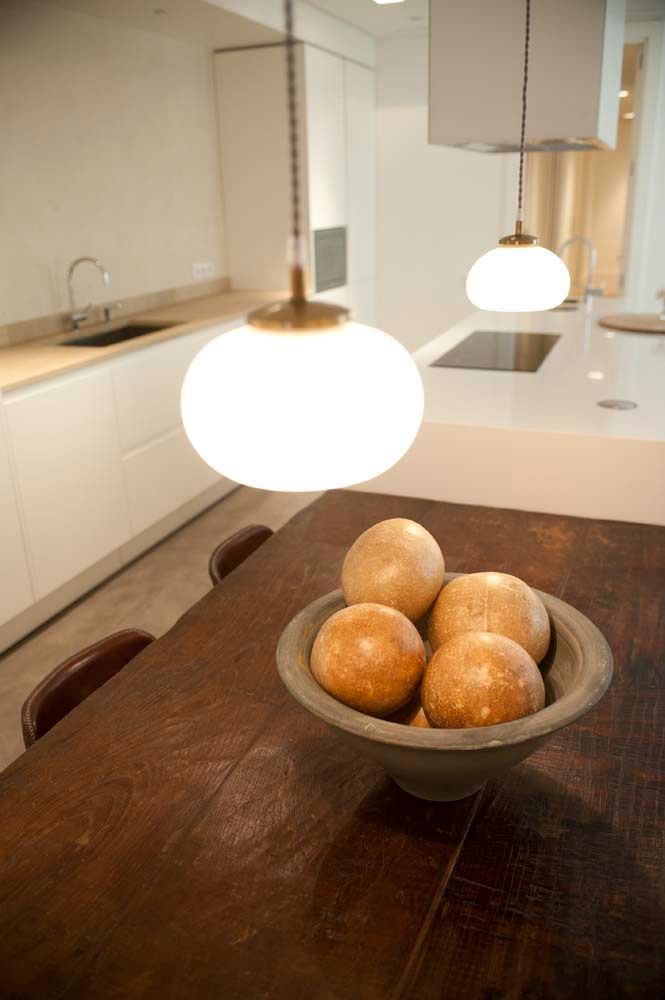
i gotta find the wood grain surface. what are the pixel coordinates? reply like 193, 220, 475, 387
0, 491, 663, 999
598, 312, 665, 334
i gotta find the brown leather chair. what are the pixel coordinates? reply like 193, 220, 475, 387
21, 628, 155, 748
208, 524, 274, 586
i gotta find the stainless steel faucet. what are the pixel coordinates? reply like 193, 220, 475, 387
67, 256, 111, 329
556, 237, 603, 301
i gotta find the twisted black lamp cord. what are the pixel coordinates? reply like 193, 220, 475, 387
285, 0, 300, 243
517, 0, 531, 223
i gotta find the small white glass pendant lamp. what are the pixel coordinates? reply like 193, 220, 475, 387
465, 0, 570, 313
181, 1, 423, 492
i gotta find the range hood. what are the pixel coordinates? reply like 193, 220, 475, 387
429, 0, 626, 152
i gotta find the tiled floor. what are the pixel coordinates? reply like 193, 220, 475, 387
0, 486, 320, 771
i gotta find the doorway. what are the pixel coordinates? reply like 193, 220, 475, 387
525, 43, 643, 299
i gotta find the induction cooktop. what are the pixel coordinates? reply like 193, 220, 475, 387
431, 330, 560, 373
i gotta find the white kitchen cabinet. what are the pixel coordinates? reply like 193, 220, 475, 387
0, 320, 242, 650
122, 426, 228, 537
111, 323, 234, 536
215, 44, 374, 296
344, 61, 375, 285
111, 324, 225, 452
311, 284, 349, 308
4, 369, 130, 600
0, 407, 34, 625
304, 46, 346, 234
311, 281, 375, 325
214, 46, 308, 291
347, 280, 376, 327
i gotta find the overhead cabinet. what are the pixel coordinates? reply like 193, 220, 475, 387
344, 60, 375, 286
305, 45, 346, 236
214, 43, 375, 320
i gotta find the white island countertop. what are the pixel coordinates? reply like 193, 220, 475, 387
357, 299, 665, 526
413, 298, 665, 443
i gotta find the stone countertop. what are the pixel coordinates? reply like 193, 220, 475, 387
0, 290, 282, 393
412, 297, 665, 443
354, 298, 665, 526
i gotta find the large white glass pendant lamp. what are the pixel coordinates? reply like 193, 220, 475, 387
181, 1, 423, 492
465, 0, 570, 312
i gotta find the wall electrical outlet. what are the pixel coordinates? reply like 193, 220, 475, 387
192, 260, 215, 281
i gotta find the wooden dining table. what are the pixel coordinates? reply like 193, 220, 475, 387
0, 490, 663, 999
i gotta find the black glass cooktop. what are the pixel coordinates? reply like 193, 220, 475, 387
431, 330, 560, 373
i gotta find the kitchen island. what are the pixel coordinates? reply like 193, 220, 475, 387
358, 300, 665, 525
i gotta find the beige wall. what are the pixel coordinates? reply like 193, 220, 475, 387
376, 36, 516, 352
0, 1, 227, 325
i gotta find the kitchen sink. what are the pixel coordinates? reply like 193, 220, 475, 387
60, 322, 176, 347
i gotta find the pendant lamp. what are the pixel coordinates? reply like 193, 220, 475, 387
465, 0, 570, 312
181, 0, 423, 492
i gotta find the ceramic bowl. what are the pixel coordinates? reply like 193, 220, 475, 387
276, 574, 613, 801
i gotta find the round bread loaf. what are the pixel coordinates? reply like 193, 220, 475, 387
428, 571, 550, 662
311, 603, 426, 716
422, 631, 545, 728
342, 518, 445, 622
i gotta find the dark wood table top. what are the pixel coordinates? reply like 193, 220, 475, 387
1, 491, 663, 999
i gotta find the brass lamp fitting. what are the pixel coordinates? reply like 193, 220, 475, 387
498, 220, 539, 247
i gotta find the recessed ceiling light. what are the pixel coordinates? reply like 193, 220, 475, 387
373, 1, 405, 5
623, 112, 636, 120
587, 371, 605, 381
619, 89, 629, 98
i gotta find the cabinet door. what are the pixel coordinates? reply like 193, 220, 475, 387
313, 283, 374, 325
345, 62, 375, 284
347, 279, 376, 327
122, 427, 228, 537
112, 325, 225, 453
305, 46, 347, 235
0, 410, 34, 624
214, 47, 308, 291
311, 285, 349, 308
4, 369, 130, 599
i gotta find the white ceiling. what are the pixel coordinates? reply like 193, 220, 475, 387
304, 0, 428, 38
307, 0, 665, 35
36, 0, 283, 49
33, 0, 665, 53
